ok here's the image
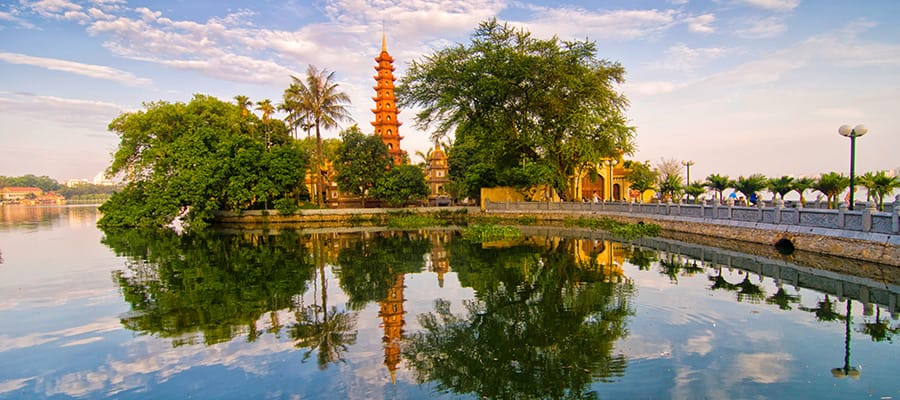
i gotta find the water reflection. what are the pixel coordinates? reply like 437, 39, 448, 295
88, 223, 900, 399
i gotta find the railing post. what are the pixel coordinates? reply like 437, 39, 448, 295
838, 202, 847, 228
863, 201, 876, 232
726, 198, 734, 220
774, 198, 784, 224
893, 195, 900, 234
757, 196, 765, 222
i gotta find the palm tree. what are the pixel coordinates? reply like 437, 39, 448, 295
767, 175, 794, 200
285, 65, 353, 207
234, 95, 251, 118
813, 172, 849, 209
256, 99, 275, 149
704, 174, 731, 203
860, 171, 899, 211
790, 176, 815, 205
732, 174, 767, 205
684, 181, 705, 203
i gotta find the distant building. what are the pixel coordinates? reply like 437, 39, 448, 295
65, 178, 91, 187
1, 186, 43, 201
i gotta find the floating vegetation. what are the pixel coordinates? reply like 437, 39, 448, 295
516, 215, 538, 225
462, 224, 522, 242
563, 217, 660, 239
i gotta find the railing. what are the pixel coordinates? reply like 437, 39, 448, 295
485, 196, 900, 235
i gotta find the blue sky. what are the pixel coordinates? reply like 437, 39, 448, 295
1, 0, 898, 183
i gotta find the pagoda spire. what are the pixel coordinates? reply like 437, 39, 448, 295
371, 32, 405, 165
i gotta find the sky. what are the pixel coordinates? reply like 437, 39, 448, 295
1, 0, 898, 184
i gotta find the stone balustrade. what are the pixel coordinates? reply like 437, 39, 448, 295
485, 195, 900, 236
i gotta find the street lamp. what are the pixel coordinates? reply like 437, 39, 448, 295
838, 124, 868, 210
605, 159, 619, 201
682, 160, 695, 186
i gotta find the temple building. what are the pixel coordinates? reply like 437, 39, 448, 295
424, 142, 450, 205
372, 33, 406, 165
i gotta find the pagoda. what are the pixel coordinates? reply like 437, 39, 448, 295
371, 33, 405, 165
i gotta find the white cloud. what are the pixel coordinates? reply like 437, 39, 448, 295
0, 378, 33, 395
0, 52, 152, 86
738, 0, 800, 12
735, 16, 787, 39
686, 13, 715, 33
649, 43, 730, 72
0, 9, 37, 29
24, 0, 82, 19
526, 7, 679, 40
624, 80, 683, 96
0, 92, 124, 130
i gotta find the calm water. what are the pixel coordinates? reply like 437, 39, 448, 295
0, 205, 898, 399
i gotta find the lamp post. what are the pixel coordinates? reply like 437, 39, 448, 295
682, 160, 694, 202
838, 124, 868, 211
605, 159, 619, 201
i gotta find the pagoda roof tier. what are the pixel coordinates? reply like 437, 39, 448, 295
373, 64, 396, 71
373, 74, 397, 81
370, 120, 403, 127
371, 108, 402, 114
375, 53, 394, 63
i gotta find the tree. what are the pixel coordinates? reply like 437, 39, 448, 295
813, 172, 849, 209
732, 174, 767, 204
334, 125, 391, 206
684, 181, 706, 203
371, 164, 430, 207
860, 170, 900, 211
0, 174, 60, 191
623, 161, 657, 203
704, 174, 732, 204
234, 95, 251, 118
284, 65, 353, 207
255, 99, 275, 149
767, 176, 795, 200
791, 176, 815, 205
397, 19, 634, 201
654, 158, 682, 201
99, 94, 308, 229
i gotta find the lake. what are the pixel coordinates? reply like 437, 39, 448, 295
0, 205, 898, 399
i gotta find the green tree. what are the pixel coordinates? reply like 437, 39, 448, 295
859, 170, 900, 211
371, 164, 430, 207
657, 175, 682, 202
334, 125, 391, 206
99, 94, 308, 229
704, 174, 732, 203
732, 174, 768, 204
684, 181, 706, 203
813, 172, 849, 209
623, 161, 657, 203
234, 95, 251, 118
0, 174, 60, 191
767, 175, 795, 200
791, 176, 816, 205
397, 19, 634, 201
285, 65, 353, 207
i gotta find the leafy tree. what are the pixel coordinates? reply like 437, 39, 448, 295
99, 94, 307, 229
684, 181, 706, 203
256, 99, 276, 149
655, 158, 682, 201
234, 95, 251, 118
623, 161, 657, 203
732, 174, 768, 204
704, 173, 732, 203
334, 125, 391, 205
813, 172, 849, 209
371, 164, 430, 207
791, 176, 816, 205
0, 174, 60, 191
860, 171, 900, 211
767, 175, 795, 200
397, 19, 634, 200
284, 65, 353, 207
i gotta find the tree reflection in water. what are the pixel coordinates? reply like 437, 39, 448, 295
403, 238, 634, 400
104, 228, 316, 346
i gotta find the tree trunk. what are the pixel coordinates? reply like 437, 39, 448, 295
316, 122, 324, 208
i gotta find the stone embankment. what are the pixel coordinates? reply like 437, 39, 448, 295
481, 200, 900, 267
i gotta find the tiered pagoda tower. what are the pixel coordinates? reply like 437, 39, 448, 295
371, 33, 405, 165
378, 272, 406, 384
